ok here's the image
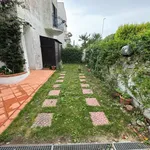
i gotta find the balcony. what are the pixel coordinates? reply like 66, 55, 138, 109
45, 14, 66, 36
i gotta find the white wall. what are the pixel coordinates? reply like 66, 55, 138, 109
17, 0, 58, 70
0, 61, 5, 68
0, 72, 29, 84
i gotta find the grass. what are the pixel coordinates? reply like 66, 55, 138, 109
0, 64, 136, 144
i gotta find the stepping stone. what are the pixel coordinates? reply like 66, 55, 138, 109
32, 113, 53, 127
80, 79, 86, 82
60, 74, 65, 76
79, 73, 84, 76
86, 98, 100, 106
53, 84, 61, 88
42, 99, 57, 107
49, 90, 60, 96
61, 71, 66, 74
79, 76, 86, 79
56, 80, 63, 83
59, 76, 64, 79
82, 89, 93, 94
90, 112, 109, 126
81, 84, 89, 88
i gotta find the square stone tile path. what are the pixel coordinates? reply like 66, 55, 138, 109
61, 71, 66, 74
79, 73, 84, 76
59, 76, 64, 79
82, 89, 93, 95
53, 84, 61, 88
80, 79, 86, 82
79, 76, 86, 79
0, 70, 54, 134
81, 84, 89, 88
90, 112, 109, 126
32, 113, 53, 127
60, 74, 65, 76
49, 90, 60, 96
42, 99, 57, 107
86, 98, 100, 106
56, 80, 64, 83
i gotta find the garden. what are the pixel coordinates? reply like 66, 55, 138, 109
0, 0, 150, 145
1, 22, 150, 144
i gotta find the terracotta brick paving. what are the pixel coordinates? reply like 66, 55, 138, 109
42, 99, 57, 107
32, 113, 53, 127
90, 112, 109, 126
86, 98, 100, 106
0, 70, 54, 134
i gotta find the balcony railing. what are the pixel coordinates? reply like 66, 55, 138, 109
52, 14, 66, 31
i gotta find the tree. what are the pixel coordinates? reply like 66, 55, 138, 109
87, 33, 102, 45
79, 33, 102, 49
79, 33, 91, 49
0, 0, 25, 73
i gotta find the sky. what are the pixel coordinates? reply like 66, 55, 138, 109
58, 0, 150, 45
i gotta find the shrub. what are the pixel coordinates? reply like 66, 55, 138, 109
115, 23, 150, 41
131, 30, 150, 62
86, 39, 128, 77
103, 34, 115, 42
0, 0, 25, 73
62, 47, 82, 63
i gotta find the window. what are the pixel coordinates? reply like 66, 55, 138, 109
52, 4, 58, 28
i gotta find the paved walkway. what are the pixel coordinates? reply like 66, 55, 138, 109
0, 70, 54, 134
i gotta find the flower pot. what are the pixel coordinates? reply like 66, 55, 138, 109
88, 69, 91, 72
120, 96, 132, 105
112, 92, 120, 98
52, 66, 56, 70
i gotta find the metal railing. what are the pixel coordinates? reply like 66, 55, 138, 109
52, 14, 66, 31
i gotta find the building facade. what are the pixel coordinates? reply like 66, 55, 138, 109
16, 0, 68, 71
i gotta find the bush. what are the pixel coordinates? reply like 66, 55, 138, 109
86, 39, 129, 78
0, 0, 25, 73
131, 30, 150, 62
115, 23, 150, 41
62, 47, 82, 63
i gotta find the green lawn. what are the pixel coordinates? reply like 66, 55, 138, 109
0, 64, 136, 144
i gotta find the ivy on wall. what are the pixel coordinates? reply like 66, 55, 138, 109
0, 0, 25, 73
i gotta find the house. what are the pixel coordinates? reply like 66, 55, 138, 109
16, 0, 70, 72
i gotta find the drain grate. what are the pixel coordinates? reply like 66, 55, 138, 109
53, 143, 112, 150
0, 143, 150, 150
0, 145, 52, 150
114, 142, 150, 150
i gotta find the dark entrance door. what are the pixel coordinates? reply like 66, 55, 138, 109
40, 36, 62, 68
40, 36, 56, 68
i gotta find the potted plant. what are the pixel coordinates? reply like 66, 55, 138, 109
113, 88, 122, 97
51, 66, 56, 70
120, 93, 132, 105
88, 68, 91, 72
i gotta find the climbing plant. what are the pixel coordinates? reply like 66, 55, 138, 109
0, 0, 25, 73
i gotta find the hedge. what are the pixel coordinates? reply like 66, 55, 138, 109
62, 47, 82, 63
